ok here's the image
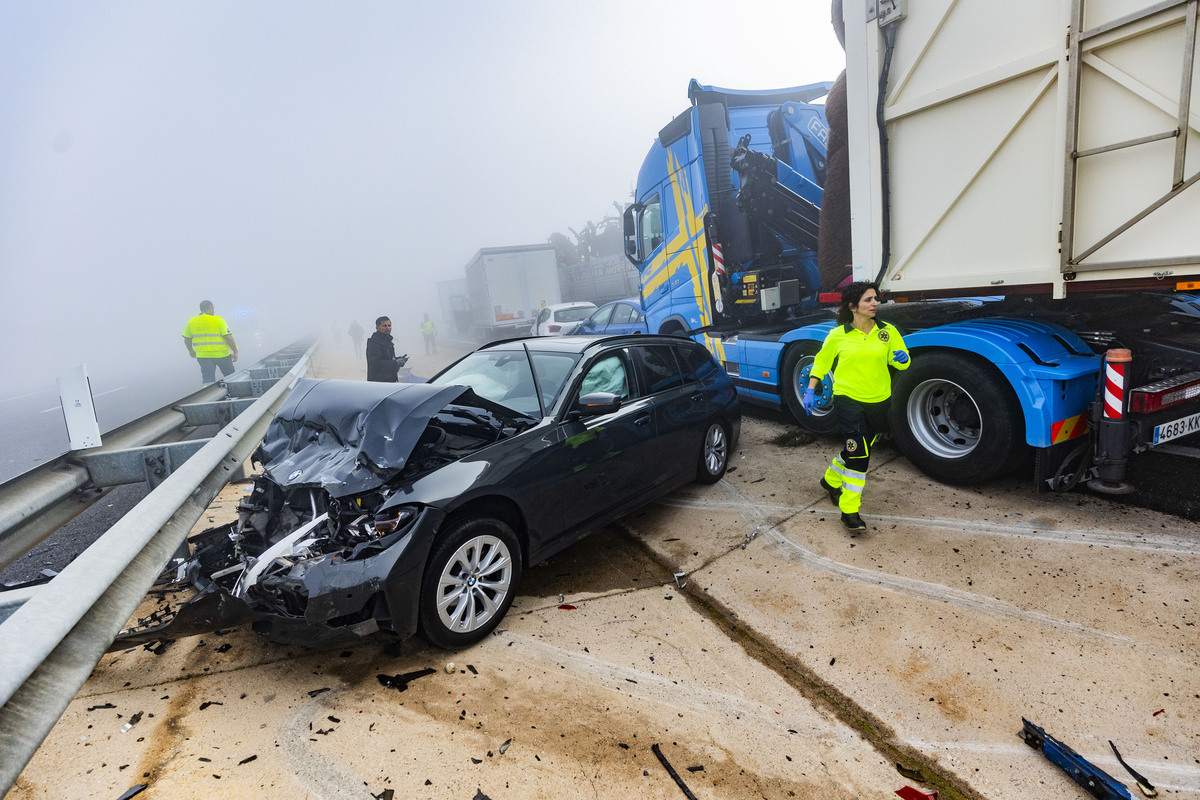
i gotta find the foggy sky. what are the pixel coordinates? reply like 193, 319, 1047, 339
0, 1, 845, 394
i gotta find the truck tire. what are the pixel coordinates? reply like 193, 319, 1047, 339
781, 345, 838, 434
889, 352, 1027, 484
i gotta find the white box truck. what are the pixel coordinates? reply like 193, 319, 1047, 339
465, 245, 562, 342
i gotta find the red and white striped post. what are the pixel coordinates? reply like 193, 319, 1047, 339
1089, 348, 1134, 494
1103, 348, 1132, 419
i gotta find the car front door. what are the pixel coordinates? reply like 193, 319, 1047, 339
549, 348, 659, 538
579, 303, 614, 335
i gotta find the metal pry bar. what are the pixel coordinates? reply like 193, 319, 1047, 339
1019, 718, 1133, 800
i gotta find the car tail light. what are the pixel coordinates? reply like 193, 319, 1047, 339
1128, 371, 1200, 413
548, 325, 561, 333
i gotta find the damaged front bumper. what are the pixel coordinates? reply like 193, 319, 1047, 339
116, 505, 444, 649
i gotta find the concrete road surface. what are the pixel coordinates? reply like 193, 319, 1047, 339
8, 335, 1199, 799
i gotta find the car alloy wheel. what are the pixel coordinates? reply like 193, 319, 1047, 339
419, 516, 522, 649
696, 421, 729, 484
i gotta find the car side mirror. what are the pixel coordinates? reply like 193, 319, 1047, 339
573, 391, 622, 419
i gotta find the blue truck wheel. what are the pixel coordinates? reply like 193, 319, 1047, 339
782, 346, 838, 434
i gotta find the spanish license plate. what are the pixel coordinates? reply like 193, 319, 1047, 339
1153, 411, 1200, 444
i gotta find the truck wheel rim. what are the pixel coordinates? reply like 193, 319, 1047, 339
704, 423, 728, 474
906, 378, 982, 458
435, 535, 513, 633
798, 361, 833, 416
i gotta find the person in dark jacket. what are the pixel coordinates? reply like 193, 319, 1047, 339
365, 316, 407, 382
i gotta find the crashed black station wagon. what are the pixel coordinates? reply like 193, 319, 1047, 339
127, 335, 739, 650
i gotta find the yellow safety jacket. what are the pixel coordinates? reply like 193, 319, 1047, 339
183, 314, 233, 358
810, 320, 909, 403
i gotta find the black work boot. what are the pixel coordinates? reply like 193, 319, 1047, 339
820, 478, 842, 505
841, 512, 866, 531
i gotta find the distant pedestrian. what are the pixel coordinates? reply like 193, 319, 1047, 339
366, 316, 407, 382
182, 300, 239, 384
348, 320, 364, 358
801, 282, 909, 531
420, 313, 437, 355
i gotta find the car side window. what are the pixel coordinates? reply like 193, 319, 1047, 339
612, 303, 636, 324
635, 345, 685, 394
677, 345, 718, 383
578, 353, 630, 400
590, 304, 614, 326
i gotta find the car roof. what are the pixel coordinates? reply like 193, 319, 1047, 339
544, 301, 596, 310
479, 333, 688, 355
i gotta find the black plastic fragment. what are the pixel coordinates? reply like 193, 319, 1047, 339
467, 664, 478, 675
328, 715, 341, 723
371, 790, 394, 800
87, 703, 116, 712
237, 755, 257, 765
686, 765, 704, 772
116, 784, 148, 800
470, 757, 482, 764
499, 738, 511, 754
896, 763, 924, 781
214, 643, 232, 653
652, 743, 700, 800
473, 790, 494, 800
1110, 741, 1157, 797
308, 687, 331, 697
377, 668, 436, 692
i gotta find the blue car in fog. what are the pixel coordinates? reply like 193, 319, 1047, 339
573, 298, 649, 335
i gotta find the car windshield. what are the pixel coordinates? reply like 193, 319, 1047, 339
555, 307, 593, 323
431, 348, 581, 418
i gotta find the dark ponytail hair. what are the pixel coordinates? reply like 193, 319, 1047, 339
836, 281, 880, 326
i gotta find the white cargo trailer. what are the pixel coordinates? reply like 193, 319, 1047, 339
845, 0, 1200, 296
464, 245, 562, 342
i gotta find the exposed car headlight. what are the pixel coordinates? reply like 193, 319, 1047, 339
372, 505, 419, 536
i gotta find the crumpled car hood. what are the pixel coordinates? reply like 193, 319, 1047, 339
258, 378, 470, 498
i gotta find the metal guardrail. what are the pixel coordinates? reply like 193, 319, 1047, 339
0, 342, 316, 795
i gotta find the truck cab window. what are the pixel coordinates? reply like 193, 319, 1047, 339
639, 196, 663, 258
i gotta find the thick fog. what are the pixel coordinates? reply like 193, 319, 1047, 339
0, 1, 843, 474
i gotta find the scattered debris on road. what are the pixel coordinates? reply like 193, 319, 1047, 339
651, 743, 700, 800
1019, 718, 1133, 799
1109, 741, 1158, 798
378, 668, 436, 692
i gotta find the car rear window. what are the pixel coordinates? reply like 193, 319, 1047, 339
555, 307, 593, 323
636, 345, 685, 394
677, 345, 719, 382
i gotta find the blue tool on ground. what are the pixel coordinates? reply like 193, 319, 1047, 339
1019, 718, 1132, 799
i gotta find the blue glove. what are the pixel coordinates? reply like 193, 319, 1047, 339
801, 388, 817, 415
892, 350, 909, 364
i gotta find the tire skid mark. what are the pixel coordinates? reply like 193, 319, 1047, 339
499, 630, 856, 744
279, 691, 367, 800
703, 482, 1134, 645
659, 495, 1200, 555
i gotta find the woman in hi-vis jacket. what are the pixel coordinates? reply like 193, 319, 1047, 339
803, 282, 910, 531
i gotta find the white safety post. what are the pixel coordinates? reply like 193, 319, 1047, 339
55, 365, 102, 450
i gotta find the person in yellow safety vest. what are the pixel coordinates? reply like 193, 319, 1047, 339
802, 281, 910, 532
420, 313, 437, 355
182, 300, 239, 384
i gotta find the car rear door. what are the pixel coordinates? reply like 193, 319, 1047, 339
632, 343, 706, 484
607, 303, 641, 335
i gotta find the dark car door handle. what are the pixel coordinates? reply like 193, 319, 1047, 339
634, 413, 652, 426
690, 392, 703, 403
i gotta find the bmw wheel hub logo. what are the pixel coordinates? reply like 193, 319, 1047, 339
287, 469, 302, 482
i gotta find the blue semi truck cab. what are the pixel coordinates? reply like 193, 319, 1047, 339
625, 68, 1200, 492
